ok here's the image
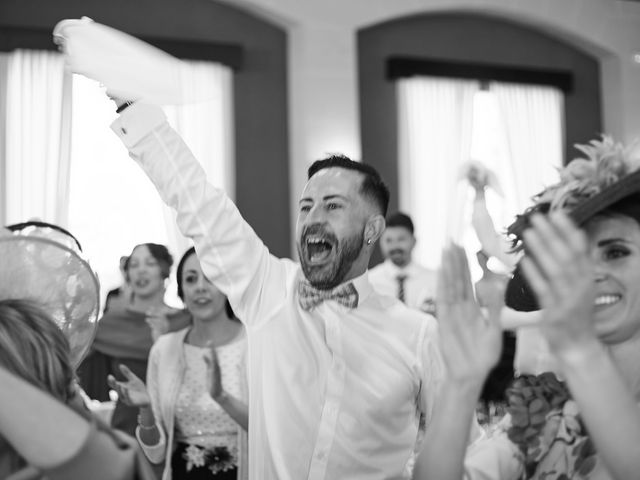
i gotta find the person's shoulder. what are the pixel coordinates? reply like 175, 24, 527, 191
368, 261, 385, 272
411, 261, 436, 276
411, 262, 437, 285
370, 290, 435, 325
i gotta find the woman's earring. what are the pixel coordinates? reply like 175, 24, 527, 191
366, 239, 372, 245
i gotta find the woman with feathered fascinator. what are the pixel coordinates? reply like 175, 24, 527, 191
414, 136, 640, 480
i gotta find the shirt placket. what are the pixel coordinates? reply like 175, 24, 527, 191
307, 307, 346, 480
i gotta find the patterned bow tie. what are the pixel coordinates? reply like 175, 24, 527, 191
298, 280, 359, 311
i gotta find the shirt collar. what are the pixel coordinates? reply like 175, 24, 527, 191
384, 259, 416, 276
350, 270, 374, 304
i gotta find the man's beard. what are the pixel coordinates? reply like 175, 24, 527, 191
298, 226, 364, 290
388, 248, 409, 267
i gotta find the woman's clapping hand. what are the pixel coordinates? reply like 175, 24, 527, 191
107, 364, 150, 407
437, 244, 504, 385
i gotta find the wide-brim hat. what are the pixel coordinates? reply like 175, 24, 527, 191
508, 167, 640, 241
0, 221, 100, 367
505, 136, 640, 312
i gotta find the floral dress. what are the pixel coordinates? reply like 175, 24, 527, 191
464, 373, 610, 480
172, 341, 244, 478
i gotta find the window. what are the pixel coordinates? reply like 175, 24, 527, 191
1, 49, 233, 306
397, 76, 563, 278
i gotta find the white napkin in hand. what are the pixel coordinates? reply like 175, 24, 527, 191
458, 160, 504, 196
53, 17, 202, 105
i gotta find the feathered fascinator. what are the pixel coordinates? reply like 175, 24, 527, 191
507, 136, 640, 249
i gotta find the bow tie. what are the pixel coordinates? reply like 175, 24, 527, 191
298, 280, 359, 311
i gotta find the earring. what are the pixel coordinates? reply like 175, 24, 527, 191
366, 239, 372, 245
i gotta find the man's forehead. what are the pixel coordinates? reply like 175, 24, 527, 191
301, 167, 364, 198
383, 226, 412, 238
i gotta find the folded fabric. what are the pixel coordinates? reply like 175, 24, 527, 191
459, 160, 504, 196
53, 17, 208, 105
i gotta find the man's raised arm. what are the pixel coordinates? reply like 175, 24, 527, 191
111, 102, 289, 324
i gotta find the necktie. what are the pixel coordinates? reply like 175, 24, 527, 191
396, 274, 407, 303
298, 279, 359, 311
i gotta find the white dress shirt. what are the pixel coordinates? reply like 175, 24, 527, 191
112, 104, 445, 480
368, 260, 437, 312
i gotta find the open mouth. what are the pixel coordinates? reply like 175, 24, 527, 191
594, 294, 621, 307
134, 278, 150, 288
193, 298, 212, 306
305, 236, 334, 264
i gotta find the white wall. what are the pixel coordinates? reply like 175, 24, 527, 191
222, 0, 640, 254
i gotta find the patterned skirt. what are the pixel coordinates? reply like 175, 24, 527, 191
171, 442, 238, 480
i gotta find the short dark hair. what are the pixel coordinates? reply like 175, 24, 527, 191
307, 154, 390, 216
386, 212, 414, 234
176, 247, 236, 319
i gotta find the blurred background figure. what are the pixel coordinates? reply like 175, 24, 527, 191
474, 249, 514, 425
109, 246, 248, 480
467, 162, 515, 272
103, 255, 132, 314
466, 162, 551, 378
78, 242, 190, 436
369, 212, 437, 315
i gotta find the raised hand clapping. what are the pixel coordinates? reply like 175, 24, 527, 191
437, 244, 504, 384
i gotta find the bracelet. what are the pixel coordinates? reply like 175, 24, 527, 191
137, 413, 155, 429
116, 101, 135, 114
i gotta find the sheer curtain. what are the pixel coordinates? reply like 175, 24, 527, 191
397, 76, 478, 269
163, 60, 234, 257
0, 49, 233, 304
67, 62, 233, 303
492, 82, 563, 214
0, 54, 7, 226
1, 50, 72, 226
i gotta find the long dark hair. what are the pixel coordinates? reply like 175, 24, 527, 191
176, 247, 236, 320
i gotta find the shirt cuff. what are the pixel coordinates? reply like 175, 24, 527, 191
110, 103, 167, 149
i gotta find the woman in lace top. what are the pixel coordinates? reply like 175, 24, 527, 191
109, 247, 248, 480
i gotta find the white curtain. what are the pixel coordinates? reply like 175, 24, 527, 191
397, 76, 478, 269
163, 60, 235, 257
491, 81, 563, 214
66, 62, 233, 304
0, 54, 7, 226
1, 50, 72, 226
